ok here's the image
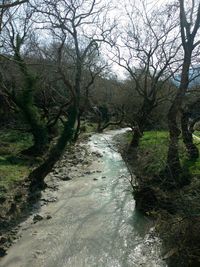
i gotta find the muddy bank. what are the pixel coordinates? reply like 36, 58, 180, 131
0, 135, 95, 257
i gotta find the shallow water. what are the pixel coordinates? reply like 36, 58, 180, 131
0, 129, 166, 267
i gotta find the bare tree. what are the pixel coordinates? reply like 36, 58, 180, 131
111, 1, 180, 149
0, 5, 50, 155
0, 0, 28, 8
28, 0, 114, 190
0, 0, 29, 33
166, 0, 200, 180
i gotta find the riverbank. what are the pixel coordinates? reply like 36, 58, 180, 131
118, 130, 200, 267
0, 133, 94, 257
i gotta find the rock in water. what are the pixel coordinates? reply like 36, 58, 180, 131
46, 215, 52, 220
33, 214, 43, 223
60, 176, 71, 181
0, 247, 7, 257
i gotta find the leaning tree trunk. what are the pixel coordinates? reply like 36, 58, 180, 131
14, 46, 49, 156
98, 111, 124, 133
20, 103, 48, 156
181, 111, 199, 159
28, 104, 77, 191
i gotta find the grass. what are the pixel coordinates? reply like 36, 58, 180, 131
0, 129, 33, 197
194, 130, 200, 138
126, 130, 200, 177
139, 131, 169, 176
0, 122, 97, 198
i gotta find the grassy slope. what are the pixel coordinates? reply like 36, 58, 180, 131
0, 129, 34, 198
126, 130, 200, 177
0, 122, 96, 198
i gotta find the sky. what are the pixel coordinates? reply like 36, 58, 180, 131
107, 0, 175, 80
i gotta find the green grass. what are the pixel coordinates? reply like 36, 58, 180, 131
0, 129, 33, 196
194, 130, 200, 138
126, 130, 200, 177
0, 122, 97, 197
139, 131, 169, 175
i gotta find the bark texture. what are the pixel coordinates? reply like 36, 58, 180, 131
181, 111, 199, 159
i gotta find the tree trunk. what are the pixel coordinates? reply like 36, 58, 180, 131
166, 104, 182, 180
73, 109, 81, 142
98, 112, 124, 133
181, 111, 199, 159
189, 116, 200, 133
14, 48, 49, 156
166, 55, 191, 181
129, 99, 153, 150
129, 126, 142, 148
20, 103, 48, 156
96, 113, 103, 133
28, 105, 77, 191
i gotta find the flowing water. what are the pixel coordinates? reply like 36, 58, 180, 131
1, 129, 166, 267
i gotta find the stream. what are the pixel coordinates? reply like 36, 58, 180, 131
1, 129, 166, 267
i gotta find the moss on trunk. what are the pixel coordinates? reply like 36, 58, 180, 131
28, 104, 77, 191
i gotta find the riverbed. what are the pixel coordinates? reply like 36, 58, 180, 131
0, 129, 166, 267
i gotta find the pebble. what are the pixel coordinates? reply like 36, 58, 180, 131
46, 215, 52, 220
0, 247, 7, 257
60, 176, 71, 181
84, 171, 92, 175
0, 236, 7, 244
33, 214, 43, 223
